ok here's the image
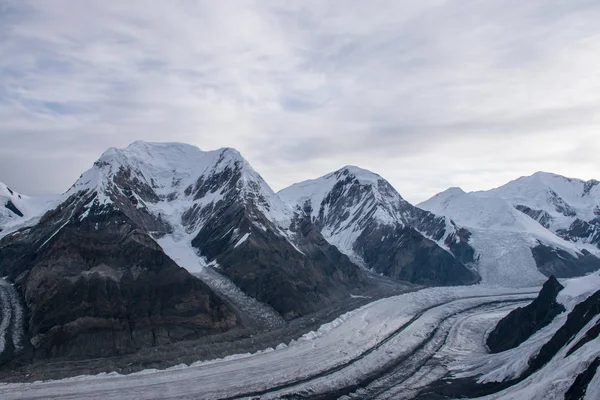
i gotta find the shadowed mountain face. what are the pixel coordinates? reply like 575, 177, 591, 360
0, 192, 236, 359
279, 167, 479, 286
531, 243, 600, 278
486, 275, 565, 353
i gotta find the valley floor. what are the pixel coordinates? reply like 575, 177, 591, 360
0, 285, 547, 400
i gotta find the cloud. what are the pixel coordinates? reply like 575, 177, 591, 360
1, 0, 599, 203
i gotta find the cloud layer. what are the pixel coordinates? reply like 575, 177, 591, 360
1, 0, 599, 202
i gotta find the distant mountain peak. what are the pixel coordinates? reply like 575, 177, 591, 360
421, 170, 600, 286
333, 165, 383, 183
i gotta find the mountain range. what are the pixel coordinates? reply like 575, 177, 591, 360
1, 141, 599, 361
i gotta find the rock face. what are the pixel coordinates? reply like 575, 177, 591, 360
180, 157, 368, 319
75, 142, 367, 320
0, 191, 236, 359
486, 276, 565, 353
279, 167, 479, 286
531, 244, 600, 278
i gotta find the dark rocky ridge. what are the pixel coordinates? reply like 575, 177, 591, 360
515, 204, 552, 228
415, 286, 600, 399
0, 191, 236, 359
486, 275, 565, 353
532, 243, 600, 278
557, 217, 600, 250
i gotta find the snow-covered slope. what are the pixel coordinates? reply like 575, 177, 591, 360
0, 183, 24, 228
0, 182, 59, 237
419, 174, 600, 287
280, 166, 479, 286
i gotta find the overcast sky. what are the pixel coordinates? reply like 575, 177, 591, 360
1, 0, 599, 203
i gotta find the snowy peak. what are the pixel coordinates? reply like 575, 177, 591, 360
279, 166, 478, 285
68, 141, 292, 229
334, 165, 388, 187
279, 165, 409, 229
485, 171, 599, 219
417, 187, 466, 212
70, 141, 248, 200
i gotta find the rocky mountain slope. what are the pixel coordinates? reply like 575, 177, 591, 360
0, 188, 237, 359
419, 175, 600, 286
279, 166, 479, 286
78, 141, 367, 319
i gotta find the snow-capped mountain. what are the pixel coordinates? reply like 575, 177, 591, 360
484, 172, 600, 248
419, 173, 600, 287
0, 142, 367, 358
279, 166, 479, 286
3, 142, 598, 362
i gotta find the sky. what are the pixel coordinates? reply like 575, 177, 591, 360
1, 0, 599, 204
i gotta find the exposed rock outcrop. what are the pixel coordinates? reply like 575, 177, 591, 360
486, 275, 565, 353
531, 244, 600, 278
